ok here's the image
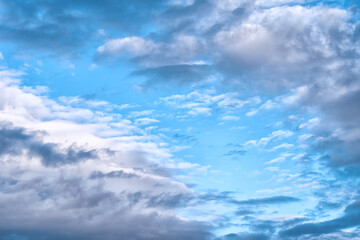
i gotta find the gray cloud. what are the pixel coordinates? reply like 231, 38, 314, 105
173, 133, 197, 143
224, 150, 246, 157
0, 123, 97, 167
280, 199, 360, 238
89, 170, 140, 179
0, 123, 213, 240
198, 192, 300, 207
221, 232, 270, 240
235, 209, 260, 216
1, 1, 360, 239
234, 196, 301, 205
132, 64, 213, 89
0, 0, 167, 57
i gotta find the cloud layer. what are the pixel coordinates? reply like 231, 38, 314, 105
0, 0, 360, 239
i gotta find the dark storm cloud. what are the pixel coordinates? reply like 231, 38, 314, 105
0, 123, 97, 166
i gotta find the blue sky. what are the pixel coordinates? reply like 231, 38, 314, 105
0, 0, 359, 239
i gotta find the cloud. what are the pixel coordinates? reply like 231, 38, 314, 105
221, 232, 269, 240
158, 89, 261, 119
245, 130, 294, 148
132, 64, 212, 88
173, 133, 197, 144
89, 170, 140, 179
0, 123, 97, 167
96, 34, 203, 68
0, 68, 212, 240
188, 107, 212, 116
128, 110, 155, 118
198, 192, 300, 207
96, 37, 157, 58
1, 0, 360, 239
234, 196, 301, 205
212, 5, 352, 89
220, 115, 241, 121
0, 0, 168, 57
235, 209, 261, 216
224, 149, 246, 157
271, 143, 294, 151
134, 117, 160, 125
279, 199, 360, 238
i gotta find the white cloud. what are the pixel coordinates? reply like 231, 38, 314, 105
255, 0, 308, 7
271, 143, 294, 151
215, 5, 348, 69
96, 35, 202, 67
299, 118, 320, 130
159, 90, 261, 119
129, 110, 155, 118
168, 0, 195, 6
97, 37, 157, 57
220, 115, 241, 121
266, 157, 286, 164
292, 153, 306, 161
0, 67, 217, 239
245, 109, 258, 117
88, 63, 98, 70
134, 117, 160, 125
265, 152, 293, 164
245, 130, 294, 148
265, 166, 280, 172
188, 107, 212, 116
256, 186, 292, 194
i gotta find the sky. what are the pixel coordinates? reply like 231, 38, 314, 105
0, 0, 359, 239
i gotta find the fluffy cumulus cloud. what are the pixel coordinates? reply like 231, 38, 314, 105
0, 69, 212, 240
